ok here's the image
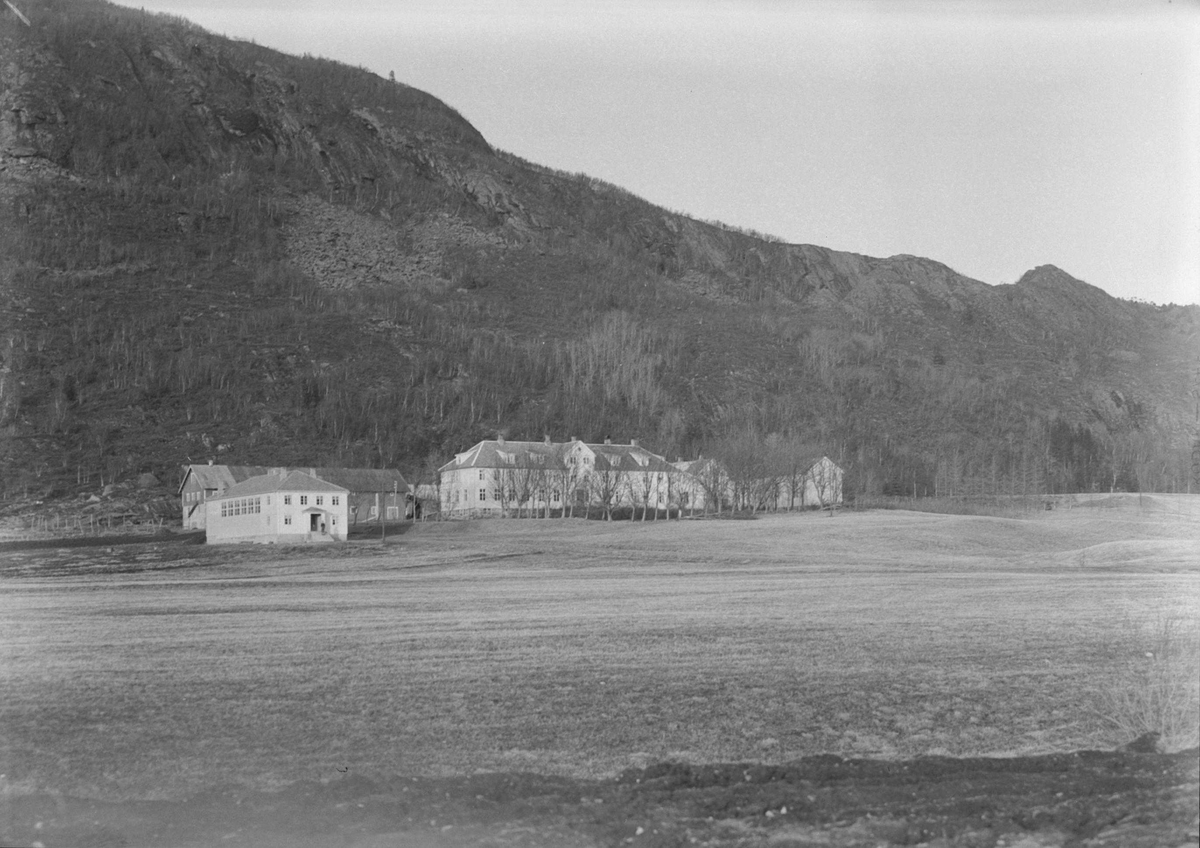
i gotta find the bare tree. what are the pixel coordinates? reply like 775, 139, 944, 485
587, 462, 624, 522
553, 462, 583, 519
627, 466, 657, 521
694, 458, 730, 515
807, 457, 842, 511
715, 432, 769, 512
511, 465, 540, 517
495, 466, 518, 517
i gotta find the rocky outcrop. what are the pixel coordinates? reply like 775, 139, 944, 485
281, 195, 506, 290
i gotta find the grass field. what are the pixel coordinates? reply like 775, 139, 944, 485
1, 495, 1197, 802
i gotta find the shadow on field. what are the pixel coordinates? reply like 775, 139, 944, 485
3, 747, 1196, 848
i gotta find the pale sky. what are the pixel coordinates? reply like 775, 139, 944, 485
117, 1, 1200, 305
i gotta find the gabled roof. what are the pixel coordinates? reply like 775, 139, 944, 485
789, 455, 842, 474
179, 464, 267, 494
440, 439, 677, 475
673, 457, 723, 476
584, 443, 674, 474
309, 468, 409, 493
180, 464, 408, 495
439, 440, 567, 472
217, 471, 349, 500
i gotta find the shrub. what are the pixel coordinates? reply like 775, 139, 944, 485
1096, 614, 1200, 752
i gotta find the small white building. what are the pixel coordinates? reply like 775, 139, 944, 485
671, 457, 730, 514
179, 464, 409, 530
204, 470, 349, 544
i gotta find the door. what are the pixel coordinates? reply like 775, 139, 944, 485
310, 513, 319, 532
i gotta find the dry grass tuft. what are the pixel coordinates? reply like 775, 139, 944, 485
1096, 614, 1200, 752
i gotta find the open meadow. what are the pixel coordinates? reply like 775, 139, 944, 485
3, 494, 1197, 796
1, 496, 1198, 846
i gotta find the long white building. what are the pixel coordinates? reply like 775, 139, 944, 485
439, 437, 677, 519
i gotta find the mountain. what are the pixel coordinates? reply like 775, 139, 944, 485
1, 0, 1198, 514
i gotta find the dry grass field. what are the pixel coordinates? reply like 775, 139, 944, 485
2, 495, 1197, 806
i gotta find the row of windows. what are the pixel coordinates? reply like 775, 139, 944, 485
281, 494, 339, 506
278, 515, 340, 527
450, 487, 675, 508
452, 488, 564, 504
221, 497, 261, 517
222, 493, 341, 515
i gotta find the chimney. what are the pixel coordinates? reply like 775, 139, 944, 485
630, 438, 638, 447
569, 435, 577, 443
604, 437, 612, 446
497, 434, 505, 445
544, 434, 551, 445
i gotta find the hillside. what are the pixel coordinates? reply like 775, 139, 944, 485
1, 0, 1198, 516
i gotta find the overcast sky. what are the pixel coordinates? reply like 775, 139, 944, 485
116, 0, 1199, 305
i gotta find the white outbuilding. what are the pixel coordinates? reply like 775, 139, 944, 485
204, 470, 349, 544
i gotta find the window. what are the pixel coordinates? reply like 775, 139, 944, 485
332, 495, 339, 506
300, 495, 308, 506
387, 506, 399, 520
479, 470, 486, 480
284, 515, 292, 525
332, 517, 337, 526
479, 489, 487, 501
221, 502, 228, 517
284, 495, 291, 505
368, 505, 378, 518
316, 496, 323, 506
552, 489, 560, 502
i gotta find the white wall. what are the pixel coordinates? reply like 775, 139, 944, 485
206, 490, 349, 543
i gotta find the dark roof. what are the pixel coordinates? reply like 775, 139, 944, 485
179, 465, 264, 493
311, 468, 410, 493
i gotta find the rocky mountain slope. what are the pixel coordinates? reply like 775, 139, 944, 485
1, 0, 1198, 511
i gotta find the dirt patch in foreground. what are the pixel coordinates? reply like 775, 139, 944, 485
4, 748, 1196, 848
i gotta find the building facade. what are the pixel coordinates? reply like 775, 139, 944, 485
439, 437, 677, 519
179, 464, 410, 530
204, 471, 350, 544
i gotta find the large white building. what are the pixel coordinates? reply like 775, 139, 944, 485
439, 437, 677, 519
204, 470, 350, 544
